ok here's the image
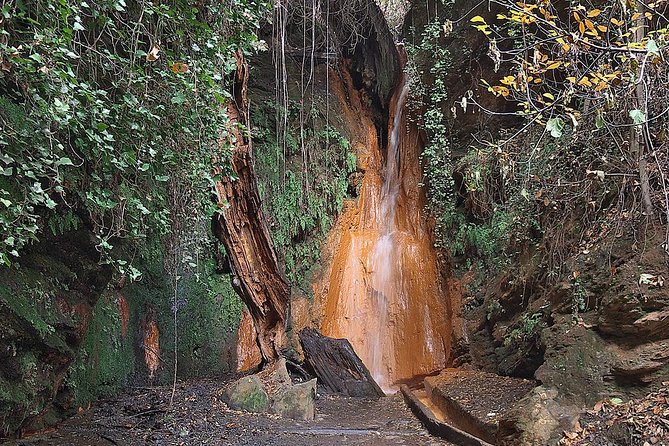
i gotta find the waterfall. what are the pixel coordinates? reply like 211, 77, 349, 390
320, 47, 450, 393
369, 73, 410, 389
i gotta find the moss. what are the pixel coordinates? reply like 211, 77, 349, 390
252, 100, 356, 296
66, 241, 245, 407
67, 293, 135, 406
241, 386, 269, 412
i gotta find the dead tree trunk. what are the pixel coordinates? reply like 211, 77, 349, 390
213, 52, 289, 363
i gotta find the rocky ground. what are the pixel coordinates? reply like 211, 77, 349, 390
7, 379, 452, 446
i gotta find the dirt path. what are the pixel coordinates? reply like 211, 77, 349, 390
9, 379, 453, 446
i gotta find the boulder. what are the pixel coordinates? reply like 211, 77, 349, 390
258, 357, 292, 394
222, 375, 270, 413
221, 358, 318, 419
271, 378, 317, 420
497, 387, 580, 446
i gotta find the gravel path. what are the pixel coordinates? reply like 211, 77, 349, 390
9, 379, 453, 446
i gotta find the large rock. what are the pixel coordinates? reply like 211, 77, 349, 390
0, 229, 112, 435
257, 357, 292, 395
535, 318, 616, 407
497, 387, 580, 446
222, 375, 270, 413
271, 378, 317, 420
221, 358, 317, 420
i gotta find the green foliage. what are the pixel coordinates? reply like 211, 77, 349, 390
253, 101, 355, 295
0, 0, 270, 268
571, 276, 587, 317
503, 311, 546, 347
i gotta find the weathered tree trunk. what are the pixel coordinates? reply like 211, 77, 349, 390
213, 52, 289, 363
299, 328, 384, 397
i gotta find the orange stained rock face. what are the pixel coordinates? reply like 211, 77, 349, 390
117, 294, 130, 338
143, 313, 160, 380
236, 308, 262, 373
319, 61, 450, 392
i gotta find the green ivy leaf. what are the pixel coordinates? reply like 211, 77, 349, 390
629, 109, 645, 126
546, 117, 565, 138
647, 39, 660, 56
56, 157, 74, 167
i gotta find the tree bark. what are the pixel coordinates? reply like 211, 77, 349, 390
631, 3, 654, 218
299, 328, 384, 397
213, 51, 289, 363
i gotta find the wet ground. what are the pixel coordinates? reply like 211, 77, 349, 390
9, 379, 453, 446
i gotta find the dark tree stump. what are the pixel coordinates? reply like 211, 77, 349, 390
298, 328, 384, 398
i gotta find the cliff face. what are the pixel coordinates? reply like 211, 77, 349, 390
402, 0, 669, 438
0, 229, 111, 435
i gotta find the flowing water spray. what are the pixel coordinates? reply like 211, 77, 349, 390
369, 73, 410, 387
320, 48, 450, 392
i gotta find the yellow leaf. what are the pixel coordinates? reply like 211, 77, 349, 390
579, 21, 586, 34
543, 92, 555, 100
470, 15, 487, 23
587, 9, 602, 18
546, 61, 562, 69
594, 82, 608, 92
170, 62, 190, 73
492, 85, 510, 97
611, 18, 624, 26
585, 19, 596, 31
500, 75, 516, 86
598, 25, 608, 32
566, 76, 577, 83
573, 11, 582, 22
578, 77, 593, 87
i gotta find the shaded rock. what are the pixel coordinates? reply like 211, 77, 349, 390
610, 340, 669, 385
222, 375, 269, 413
497, 386, 580, 446
299, 327, 383, 397
0, 229, 112, 436
535, 318, 616, 407
271, 378, 317, 420
632, 308, 669, 340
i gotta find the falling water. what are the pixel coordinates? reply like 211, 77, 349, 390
368, 73, 410, 387
320, 48, 450, 392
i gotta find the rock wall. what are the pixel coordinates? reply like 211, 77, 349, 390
403, 0, 669, 438
0, 228, 111, 436
0, 228, 246, 438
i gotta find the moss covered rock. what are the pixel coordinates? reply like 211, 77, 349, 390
271, 378, 317, 421
222, 375, 270, 413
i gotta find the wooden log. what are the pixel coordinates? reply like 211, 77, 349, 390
298, 327, 384, 398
